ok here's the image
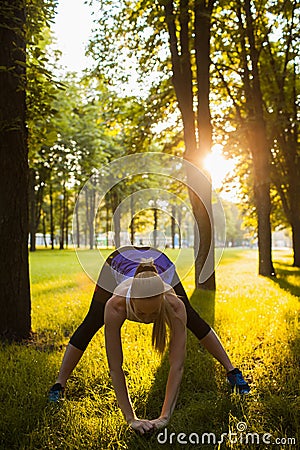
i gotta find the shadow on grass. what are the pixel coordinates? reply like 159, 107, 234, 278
271, 261, 300, 298
0, 343, 64, 450
25, 328, 72, 352
250, 309, 300, 445
124, 289, 244, 449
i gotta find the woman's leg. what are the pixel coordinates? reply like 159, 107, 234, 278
55, 344, 84, 387
198, 330, 234, 372
172, 272, 234, 372
52, 259, 118, 388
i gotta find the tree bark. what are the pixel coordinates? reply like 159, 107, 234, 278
0, 0, 31, 340
178, 208, 182, 248
130, 194, 135, 245
84, 181, 96, 250
153, 207, 158, 248
64, 188, 69, 248
111, 191, 120, 248
49, 180, 55, 249
29, 166, 45, 251
163, 0, 216, 290
105, 194, 110, 248
291, 218, 300, 268
29, 168, 36, 252
194, 0, 213, 163
171, 204, 176, 249
192, 0, 215, 289
270, 53, 300, 267
75, 189, 81, 248
290, 183, 300, 267
276, 168, 300, 267
238, 0, 275, 276
42, 210, 47, 248
59, 189, 65, 250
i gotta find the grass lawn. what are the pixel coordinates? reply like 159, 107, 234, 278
0, 248, 299, 449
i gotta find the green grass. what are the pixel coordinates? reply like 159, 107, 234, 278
0, 248, 299, 449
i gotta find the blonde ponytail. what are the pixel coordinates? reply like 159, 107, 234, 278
130, 265, 173, 354
152, 298, 173, 354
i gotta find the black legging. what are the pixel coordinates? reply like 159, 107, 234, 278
70, 249, 211, 351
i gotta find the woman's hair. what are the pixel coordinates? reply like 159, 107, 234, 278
152, 293, 172, 354
131, 260, 173, 354
134, 259, 158, 276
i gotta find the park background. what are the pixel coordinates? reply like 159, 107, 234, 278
0, 0, 299, 448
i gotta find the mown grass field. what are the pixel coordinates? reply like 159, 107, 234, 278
0, 248, 299, 449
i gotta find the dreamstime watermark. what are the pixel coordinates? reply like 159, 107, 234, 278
72, 153, 226, 291
156, 422, 297, 446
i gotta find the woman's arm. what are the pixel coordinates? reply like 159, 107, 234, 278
151, 297, 187, 428
104, 297, 154, 434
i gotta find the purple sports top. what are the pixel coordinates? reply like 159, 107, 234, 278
110, 248, 175, 285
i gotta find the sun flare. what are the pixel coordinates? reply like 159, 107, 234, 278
203, 145, 236, 189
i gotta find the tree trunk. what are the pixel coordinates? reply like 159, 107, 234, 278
29, 168, 36, 252
42, 211, 47, 248
59, 192, 64, 250
290, 180, 300, 267
105, 196, 110, 248
85, 188, 95, 250
289, 59, 300, 267
130, 194, 135, 245
64, 186, 68, 249
273, 173, 300, 267
276, 131, 300, 268
29, 167, 44, 252
194, 0, 213, 164
49, 180, 55, 249
291, 218, 300, 268
0, 1, 31, 340
238, 0, 275, 276
113, 206, 121, 248
90, 189, 95, 250
153, 207, 158, 248
192, 0, 215, 290
75, 190, 80, 248
186, 164, 215, 288
111, 191, 121, 248
177, 207, 182, 248
163, 0, 216, 290
171, 205, 176, 249
253, 173, 274, 276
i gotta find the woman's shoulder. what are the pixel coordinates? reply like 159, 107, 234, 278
104, 294, 127, 324
163, 283, 178, 301
113, 277, 132, 296
164, 285, 186, 318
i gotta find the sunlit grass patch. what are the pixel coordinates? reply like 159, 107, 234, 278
211, 249, 300, 448
0, 248, 299, 449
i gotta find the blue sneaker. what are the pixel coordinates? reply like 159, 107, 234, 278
227, 368, 250, 394
48, 383, 65, 403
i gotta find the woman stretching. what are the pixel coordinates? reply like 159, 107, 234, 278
49, 246, 250, 434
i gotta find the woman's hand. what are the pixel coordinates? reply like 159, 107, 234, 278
128, 418, 155, 435
149, 416, 169, 430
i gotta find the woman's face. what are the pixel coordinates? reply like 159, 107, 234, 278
132, 296, 161, 323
